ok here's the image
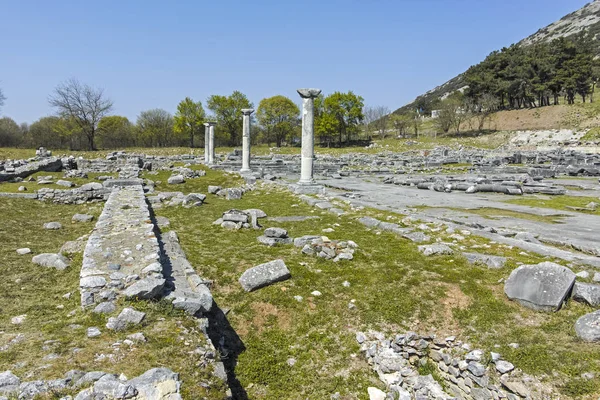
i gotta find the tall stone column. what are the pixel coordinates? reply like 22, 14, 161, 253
207, 122, 216, 165
203, 123, 210, 163
297, 88, 321, 185
240, 109, 254, 173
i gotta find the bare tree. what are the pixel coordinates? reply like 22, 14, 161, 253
362, 106, 377, 139
372, 106, 391, 139
0, 87, 5, 112
473, 93, 500, 131
49, 79, 113, 150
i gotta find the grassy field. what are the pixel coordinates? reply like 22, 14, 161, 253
1, 166, 599, 398
0, 131, 513, 163
505, 195, 600, 215
0, 198, 227, 399
150, 167, 598, 398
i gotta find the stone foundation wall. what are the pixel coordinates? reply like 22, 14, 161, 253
80, 185, 162, 307
0, 157, 63, 182
37, 186, 111, 204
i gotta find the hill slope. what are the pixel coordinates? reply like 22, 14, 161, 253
394, 0, 600, 115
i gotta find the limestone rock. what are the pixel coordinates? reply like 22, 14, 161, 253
56, 180, 74, 187
504, 262, 575, 312
81, 182, 103, 191
403, 231, 431, 243
264, 227, 288, 238
123, 278, 165, 300
367, 387, 386, 400
257, 236, 293, 247
87, 327, 101, 338
167, 175, 185, 184
239, 260, 291, 292
32, 253, 70, 270
106, 307, 146, 331
358, 217, 381, 228
463, 252, 507, 269
16, 248, 31, 255
514, 232, 541, 244
208, 185, 221, 194
72, 214, 94, 223
575, 310, 600, 342
572, 282, 600, 306
418, 244, 453, 256
127, 368, 181, 399
43, 221, 62, 230
0, 371, 20, 394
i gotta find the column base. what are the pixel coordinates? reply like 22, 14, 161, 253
240, 168, 252, 174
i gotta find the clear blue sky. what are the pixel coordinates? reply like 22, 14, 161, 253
0, 0, 590, 124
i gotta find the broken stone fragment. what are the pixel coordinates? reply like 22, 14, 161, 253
123, 278, 165, 300
43, 221, 62, 230
167, 175, 185, 184
264, 227, 288, 238
504, 262, 575, 312
72, 213, 94, 223
572, 282, 600, 306
106, 307, 146, 331
32, 253, 71, 270
418, 244, 453, 256
575, 310, 600, 342
463, 252, 507, 269
239, 260, 291, 292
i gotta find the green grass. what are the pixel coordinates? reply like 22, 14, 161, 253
439, 206, 568, 224
150, 174, 599, 398
0, 198, 226, 399
505, 195, 600, 215
581, 127, 600, 142
1, 167, 598, 398
0, 131, 515, 163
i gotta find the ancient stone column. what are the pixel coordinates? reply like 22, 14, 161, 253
204, 123, 210, 163
207, 122, 216, 165
297, 88, 321, 184
241, 109, 254, 173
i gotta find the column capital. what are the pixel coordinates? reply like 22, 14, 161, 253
241, 108, 255, 116
205, 121, 217, 127
297, 88, 321, 99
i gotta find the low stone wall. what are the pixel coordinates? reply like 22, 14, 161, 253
161, 230, 214, 316
358, 331, 551, 399
80, 185, 162, 307
37, 185, 111, 204
0, 157, 62, 182
76, 154, 204, 173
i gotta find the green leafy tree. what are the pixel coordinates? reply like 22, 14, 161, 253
136, 109, 174, 147
314, 94, 337, 147
321, 91, 365, 145
256, 95, 299, 147
174, 97, 205, 148
27, 116, 68, 148
206, 91, 253, 146
98, 116, 135, 148
390, 114, 411, 137
0, 117, 22, 147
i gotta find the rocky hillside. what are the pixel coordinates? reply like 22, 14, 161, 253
394, 0, 600, 115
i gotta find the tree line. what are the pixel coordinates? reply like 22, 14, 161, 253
0, 80, 400, 150
389, 33, 600, 136
464, 33, 599, 109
